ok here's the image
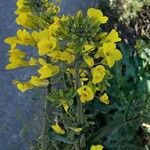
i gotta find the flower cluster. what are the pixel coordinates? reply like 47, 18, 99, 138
5, 1, 122, 149
5, 2, 122, 104
15, 0, 60, 29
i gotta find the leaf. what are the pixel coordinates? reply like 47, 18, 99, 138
88, 118, 135, 145
50, 133, 73, 144
106, 143, 144, 150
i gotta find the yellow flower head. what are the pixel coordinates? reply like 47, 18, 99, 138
91, 65, 106, 84
51, 123, 65, 135
6, 49, 28, 70
38, 58, 47, 66
38, 63, 60, 79
9, 48, 26, 58
13, 80, 33, 92
17, 29, 35, 46
83, 55, 94, 67
17, 28, 30, 40
98, 42, 122, 68
83, 44, 95, 53
5, 37, 18, 46
36, 29, 52, 42
100, 93, 109, 105
6, 59, 28, 70
37, 37, 58, 56
60, 50, 75, 64
16, 12, 34, 29
102, 29, 121, 43
90, 144, 104, 150
29, 76, 49, 87
16, 0, 26, 10
77, 85, 94, 103
48, 18, 60, 36
47, 50, 61, 61
5, 29, 36, 47
31, 31, 40, 42
87, 8, 108, 24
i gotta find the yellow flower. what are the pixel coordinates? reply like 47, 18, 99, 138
100, 93, 110, 105
96, 42, 122, 67
60, 50, 75, 64
15, 0, 30, 14
48, 17, 60, 36
10, 44, 17, 49
83, 55, 94, 67
91, 65, 106, 84
6, 49, 28, 70
6, 59, 28, 70
62, 101, 69, 113
28, 57, 38, 66
5, 37, 19, 45
38, 58, 47, 66
77, 85, 94, 103
38, 63, 60, 79
9, 48, 26, 58
31, 31, 39, 42
102, 29, 121, 43
13, 80, 33, 92
47, 50, 61, 61
5, 29, 36, 47
16, 0, 25, 9
90, 144, 104, 150
37, 37, 58, 56
17, 29, 30, 40
83, 44, 95, 53
16, 12, 34, 29
29, 76, 49, 87
87, 8, 108, 24
36, 29, 52, 42
51, 123, 65, 135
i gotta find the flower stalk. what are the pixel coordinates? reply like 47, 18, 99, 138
74, 53, 84, 126
41, 82, 52, 150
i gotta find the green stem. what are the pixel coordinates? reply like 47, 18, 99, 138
17, 106, 59, 150
74, 54, 84, 126
41, 81, 59, 150
41, 92, 51, 150
123, 94, 133, 120
73, 140, 80, 150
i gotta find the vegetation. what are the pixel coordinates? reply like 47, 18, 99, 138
4, 0, 150, 149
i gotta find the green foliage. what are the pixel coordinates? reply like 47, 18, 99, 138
136, 39, 150, 68
84, 41, 150, 149
109, 0, 150, 22
104, 42, 150, 149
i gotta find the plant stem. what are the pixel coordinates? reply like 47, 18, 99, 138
41, 82, 52, 150
74, 54, 84, 125
73, 140, 80, 150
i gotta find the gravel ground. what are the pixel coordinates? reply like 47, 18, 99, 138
0, 0, 98, 150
